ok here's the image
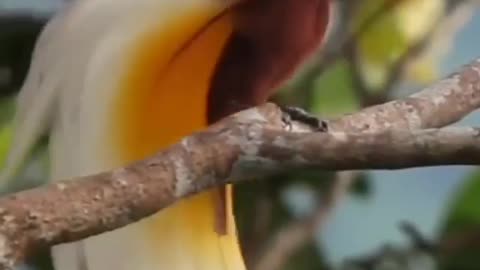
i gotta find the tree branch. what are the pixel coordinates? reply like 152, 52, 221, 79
1, 57, 480, 269
255, 8, 477, 263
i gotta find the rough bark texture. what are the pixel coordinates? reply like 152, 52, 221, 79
329, 58, 480, 132
1, 58, 480, 269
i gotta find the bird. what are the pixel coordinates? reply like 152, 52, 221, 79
0, 0, 331, 269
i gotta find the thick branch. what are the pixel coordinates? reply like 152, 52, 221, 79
1, 57, 480, 268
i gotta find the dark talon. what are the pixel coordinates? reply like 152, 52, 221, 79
280, 105, 328, 132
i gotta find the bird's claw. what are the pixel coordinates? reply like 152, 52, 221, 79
280, 105, 328, 132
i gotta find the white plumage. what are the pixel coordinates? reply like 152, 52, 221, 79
2, 1, 245, 269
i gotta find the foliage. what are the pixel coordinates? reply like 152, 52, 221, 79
0, 97, 15, 171
440, 171, 480, 270
311, 60, 360, 116
444, 172, 480, 231
353, 0, 445, 88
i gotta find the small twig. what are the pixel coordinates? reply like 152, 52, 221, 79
289, 0, 404, 107
382, 0, 473, 94
339, 221, 480, 270
254, 171, 356, 270
315, 0, 402, 75
348, 0, 472, 107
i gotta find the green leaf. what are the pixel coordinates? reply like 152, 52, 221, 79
310, 60, 359, 116
350, 172, 374, 199
352, 0, 445, 90
0, 122, 12, 168
443, 171, 480, 232
440, 170, 480, 270
0, 96, 15, 168
353, 0, 406, 65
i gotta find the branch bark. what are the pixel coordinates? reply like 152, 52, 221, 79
1, 57, 480, 269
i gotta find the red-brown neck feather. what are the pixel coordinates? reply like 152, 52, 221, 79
207, 0, 330, 122
207, 0, 330, 234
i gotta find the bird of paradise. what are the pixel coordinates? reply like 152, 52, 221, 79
1, 0, 331, 269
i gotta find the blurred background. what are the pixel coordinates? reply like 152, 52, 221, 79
1, 0, 480, 269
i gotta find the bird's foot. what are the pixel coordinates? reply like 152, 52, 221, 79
280, 105, 328, 132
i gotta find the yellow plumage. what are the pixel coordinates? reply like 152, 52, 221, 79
1, 0, 245, 269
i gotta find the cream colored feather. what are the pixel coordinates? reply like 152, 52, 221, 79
1, 1, 245, 269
